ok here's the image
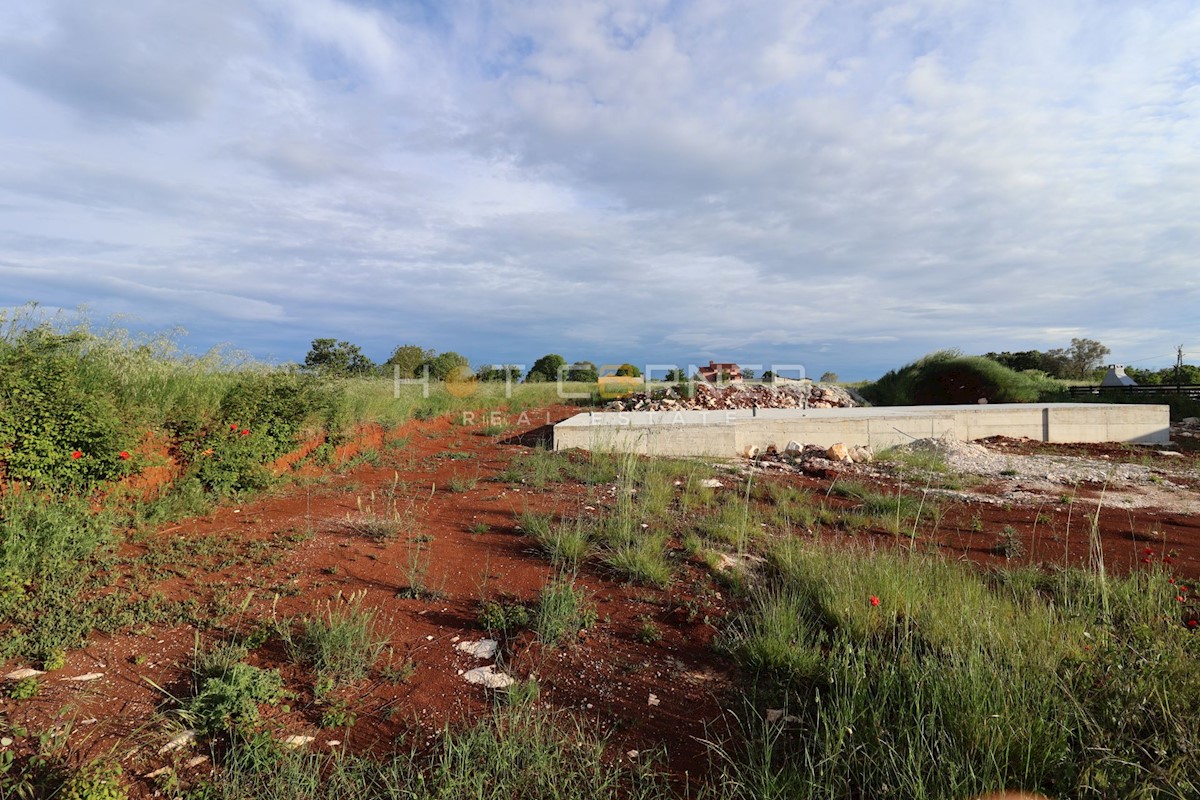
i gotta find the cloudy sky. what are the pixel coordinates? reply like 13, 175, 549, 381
1, 0, 1198, 379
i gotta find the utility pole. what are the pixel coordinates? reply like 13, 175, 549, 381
1175, 345, 1184, 389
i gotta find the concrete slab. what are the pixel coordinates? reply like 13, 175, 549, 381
552, 403, 1171, 458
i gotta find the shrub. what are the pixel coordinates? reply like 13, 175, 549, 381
861, 350, 1056, 406
0, 327, 133, 490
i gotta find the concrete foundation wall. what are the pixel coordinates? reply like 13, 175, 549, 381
553, 403, 1171, 458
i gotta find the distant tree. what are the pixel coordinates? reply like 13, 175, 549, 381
1045, 338, 1110, 380
760, 370, 774, 382
984, 351, 1046, 373
304, 338, 374, 377
819, 371, 839, 383
615, 363, 642, 377
664, 368, 688, 382
527, 354, 566, 383
386, 344, 433, 378
420, 351, 469, 381
477, 364, 522, 383
567, 361, 598, 382
742, 368, 756, 381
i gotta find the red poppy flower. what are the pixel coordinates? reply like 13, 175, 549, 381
240, 429, 250, 436
71, 450, 82, 459
869, 595, 881, 607
1164, 556, 1173, 564
119, 451, 130, 460
1169, 578, 1177, 584
1178, 596, 1186, 603
1189, 620, 1198, 629
230, 423, 239, 430
1144, 547, 1154, 555
1141, 557, 1151, 564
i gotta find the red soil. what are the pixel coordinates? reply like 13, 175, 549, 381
2, 408, 1198, 797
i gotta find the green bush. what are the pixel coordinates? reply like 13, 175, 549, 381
861, 350, 1059, 406
0, 328, 133, 490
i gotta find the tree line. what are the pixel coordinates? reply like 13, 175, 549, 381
301, 340, 634, 383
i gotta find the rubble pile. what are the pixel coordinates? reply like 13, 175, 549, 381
605, 381, 862, 412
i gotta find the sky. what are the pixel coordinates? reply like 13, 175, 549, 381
1, 0, 1198, 380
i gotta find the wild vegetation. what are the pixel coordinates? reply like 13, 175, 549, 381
1, 309, 1197, 798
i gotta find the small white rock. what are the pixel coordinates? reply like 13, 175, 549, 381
143, 766, 172, 779
282, 735, 315, 749
699, 478, 723, 488
647, 693, 660, 707
184, 755, 210, 769
62, 672, 104, 682
158, 730, 197, 754
455, 639, 499, 660
4, 668, 44, 681
463, 665, 515, 689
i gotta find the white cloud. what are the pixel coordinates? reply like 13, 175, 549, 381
0, 0, 1198, 377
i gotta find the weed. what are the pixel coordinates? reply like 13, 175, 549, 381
994, 525, 1026, 559
318, 698, 357, 729
5, 677, 39, 700
397, 534, 440, 599
477, 600, 532, 637
503, 677, 541, 707
535, 578, 597, 646
467, 521, 490, 535
381, 656, 416, 684
446, 474, 478, 493
284, 591, 387, 687
635, 616, 663, 644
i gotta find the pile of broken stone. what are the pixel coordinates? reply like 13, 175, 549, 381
751, 440, 874, 465
605, 380, 862, 412
1175, 417, 1200, 439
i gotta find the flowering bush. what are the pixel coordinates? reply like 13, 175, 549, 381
0, 328, 133, 491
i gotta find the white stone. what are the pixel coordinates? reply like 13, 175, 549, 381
463, 665, 515, 689
282, 735, 315, 749
158, 730, 197, 754
699, 478, 723, 488
62, 672, 104, 682
647, 693, 660, 706
455, 639, 499, 660
784, 441, 803, 453
4, 668, 44, 680
184, 755, 210, 768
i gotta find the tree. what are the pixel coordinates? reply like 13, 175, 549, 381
477, 364, 522, 383
742, 368, 756, 381
615, 363, 642, 377
664, 368, 688, 382
526, 354, 566, 383
760, 370, 774, 382
303, 338, 374, 377
386, 344, 432, 378
1045, 338, 1110, 380
567, 361, 598, 382
420, 351, 469, 381
984, 350, 1046, 373
819, 371, 839, 383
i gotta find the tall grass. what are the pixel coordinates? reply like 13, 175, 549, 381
205, 706, 669, 800
716, 540, 1200, 798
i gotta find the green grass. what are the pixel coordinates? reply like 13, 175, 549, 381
199, 706, 668, 800
715, 539, 1200, 799
534, 578, 597, 646
283, 591, 388, 687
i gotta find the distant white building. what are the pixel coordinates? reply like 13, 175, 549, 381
1100, 364, 1137, 387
